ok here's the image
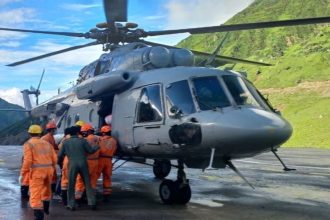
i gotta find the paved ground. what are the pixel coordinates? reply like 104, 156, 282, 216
0, 145, 329, 220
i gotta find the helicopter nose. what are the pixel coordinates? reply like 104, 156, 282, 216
202, 108, 292, 155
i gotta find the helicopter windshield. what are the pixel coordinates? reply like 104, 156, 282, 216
166, 80, 196, 116
192, 76, 231, 110
222, 75, 261, 108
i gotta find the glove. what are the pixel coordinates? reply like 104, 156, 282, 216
18, 176, 22, 185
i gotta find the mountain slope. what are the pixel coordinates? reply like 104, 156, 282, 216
0, 98, 27, 130
178, 0, 330, 148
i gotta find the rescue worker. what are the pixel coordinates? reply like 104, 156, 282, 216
58, 126, 99, 211
75, 124, 100, 202
42, 121, 59, 193
97, 125, 117, 201
19, 125, 57, 220
58, 127, 71, 206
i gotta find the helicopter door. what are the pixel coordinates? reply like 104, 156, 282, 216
133, 84, 167, 149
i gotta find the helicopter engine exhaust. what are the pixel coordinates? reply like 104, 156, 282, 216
75, 70, 132, 99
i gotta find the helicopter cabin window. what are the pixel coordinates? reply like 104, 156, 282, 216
89, 109, 94, 122
166, 80, 195, 116
66, 115, 72, 127
192, 76, 230, 110
94, 60, 107, 76
222, 75, 261, 107
74, 114, 80, 123
136, 85, 163, 123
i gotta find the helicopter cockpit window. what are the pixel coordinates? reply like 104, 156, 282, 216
222, 75, 261, 107
136, 85, 163, 123
192, 76, 230, 110
166, 80, 195, 116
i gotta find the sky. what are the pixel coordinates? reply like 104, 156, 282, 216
0, 0, 254, 107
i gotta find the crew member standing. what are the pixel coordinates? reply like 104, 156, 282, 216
75, 124, 100, 201
58, 126, 99, 210
19, 125, 57, 220
42, 121, 59, 193
97, 125, 117, 201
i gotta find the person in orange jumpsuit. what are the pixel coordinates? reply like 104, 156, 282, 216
97, 125, 117, 201
75, 124, 100, 202
19, 125, 57, 220
58, 127, 71, 206
41, 121, 59, 194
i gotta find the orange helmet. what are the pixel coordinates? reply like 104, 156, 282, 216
101, 125, 111, 133
46, 121, 56, 129
81, 123, 94, 132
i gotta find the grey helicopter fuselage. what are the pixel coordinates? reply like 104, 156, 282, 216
111, 66, 292, 168
29, 42, 292, 169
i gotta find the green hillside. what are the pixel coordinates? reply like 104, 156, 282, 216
179, 0, 330, 148
0, 98, 27, 130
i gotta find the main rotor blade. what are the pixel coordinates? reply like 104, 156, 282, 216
7, 41, 99, 66
145, 16, 330, 36
141, 40, 272, 66
0, 27, 85, 37
103, 0, 128, 24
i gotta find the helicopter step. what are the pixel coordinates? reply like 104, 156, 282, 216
153, 159, 171, 179
159, 160, 191, 205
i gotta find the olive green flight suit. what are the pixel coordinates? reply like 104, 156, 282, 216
58, 135, 99, 208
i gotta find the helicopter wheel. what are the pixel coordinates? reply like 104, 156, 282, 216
159, 179, 176, 204
153, 159, 171, 179
159, 160, 191, 205
173, 180, 191, 205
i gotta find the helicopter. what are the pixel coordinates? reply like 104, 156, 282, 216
1, 0, 330, 205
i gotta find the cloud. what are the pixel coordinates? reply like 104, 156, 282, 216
0, 0, 21, 7
61, 3, 102, 11
164, 0, 254, 29
30, 40, 103, 66
0, 41, 21, 48
0, 8, 36, 26
0, 87, 24, 107
0, 39, 102, 67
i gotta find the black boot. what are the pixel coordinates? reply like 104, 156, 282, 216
51, 183, 56, 193
43, 201, 50, 215
34, 209, 44, 220
20, 185, 29, 199
61, 190, 68, 206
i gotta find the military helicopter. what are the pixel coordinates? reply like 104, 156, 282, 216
1, 0, 330, 205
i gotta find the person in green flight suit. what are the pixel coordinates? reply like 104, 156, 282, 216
58, 126, 100, 211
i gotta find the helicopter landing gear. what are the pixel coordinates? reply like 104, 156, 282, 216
159, 160, 191, 205
153, 159, 171, 179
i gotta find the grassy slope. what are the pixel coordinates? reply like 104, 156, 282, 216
178, 0, 330, 148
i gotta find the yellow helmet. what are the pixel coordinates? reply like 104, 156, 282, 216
75, 120, 85, 127
28, 124, 42, 134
